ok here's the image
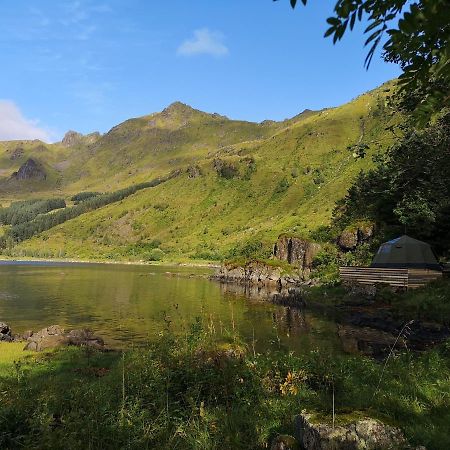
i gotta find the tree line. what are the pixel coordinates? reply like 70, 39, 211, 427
1, 170, 180, 247
0, 198, 66, 226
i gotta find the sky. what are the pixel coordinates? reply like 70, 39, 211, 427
0, 0, 401, 142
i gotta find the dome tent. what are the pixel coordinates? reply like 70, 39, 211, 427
371, 235, 441, 271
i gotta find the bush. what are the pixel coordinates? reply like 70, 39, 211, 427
274, 177, 290, 194
227, 238, 272, 260
143, 248, 165, 261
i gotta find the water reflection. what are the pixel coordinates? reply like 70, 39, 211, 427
0, 262, 342, 354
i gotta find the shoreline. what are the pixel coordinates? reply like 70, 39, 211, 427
0, 256, 220, 269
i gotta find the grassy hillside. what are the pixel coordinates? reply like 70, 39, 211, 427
1, 83, 398, 261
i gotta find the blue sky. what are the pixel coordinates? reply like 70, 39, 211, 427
0, 0, 401, 142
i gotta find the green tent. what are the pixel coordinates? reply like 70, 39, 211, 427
371, 235, 441, 270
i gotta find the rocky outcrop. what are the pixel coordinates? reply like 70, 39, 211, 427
24, 325, 105, 351
338, 223, 374, 251
0, 322, 106, 351
186, 165, 202, 178
294, 412, 410, 450
213, 261, 301, 287
61, 130, 83, 147
12, 158, 46, 180
274, 236, 321, 279
61, 131, 101, 147
9, 146, 24, 160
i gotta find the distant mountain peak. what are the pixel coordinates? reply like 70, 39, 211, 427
162, 101, 195, 115
62, 130, 83, 147
61, 130, 101, 147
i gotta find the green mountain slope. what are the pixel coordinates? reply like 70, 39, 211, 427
2, 83, 397, 261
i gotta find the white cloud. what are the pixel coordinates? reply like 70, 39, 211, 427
0, 100, 51, 142
177, 28, 229, 57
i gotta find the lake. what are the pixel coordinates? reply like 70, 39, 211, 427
0, 261, 342, 353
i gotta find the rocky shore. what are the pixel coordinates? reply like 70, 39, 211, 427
0, 322, 107, 351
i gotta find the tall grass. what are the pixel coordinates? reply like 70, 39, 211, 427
0, 321, 449, 449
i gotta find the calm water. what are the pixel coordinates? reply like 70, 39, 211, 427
0, 262, 341, 353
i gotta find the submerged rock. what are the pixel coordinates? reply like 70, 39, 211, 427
294, 411, 409, 450
23, 325, 106, 351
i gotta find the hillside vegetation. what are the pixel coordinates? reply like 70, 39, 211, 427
0, 83, 397, 261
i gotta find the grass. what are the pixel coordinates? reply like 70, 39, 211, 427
0, 317, 449, 450
0, 342, 34, 376
5, 83, 399, 262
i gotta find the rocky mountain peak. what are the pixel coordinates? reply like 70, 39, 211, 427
62, 130, 83, 147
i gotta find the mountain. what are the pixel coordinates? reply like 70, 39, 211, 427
0, 82, 397, 261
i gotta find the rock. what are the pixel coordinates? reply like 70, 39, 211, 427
0, 322, 12, 341
24, 325, 106, 352
61, 130, 83, 147
294, 411, 408, 450
12, 158, 46, 180
186, 165, 202, 178
9, 146, 24, 160
212, 260, 300, 286
337, 223, 375, 251
273, 236, 321, 279
337, 325, 406, 359
338, 229, 359, 250
66, 329, 105, 350
270, 434, 299, 450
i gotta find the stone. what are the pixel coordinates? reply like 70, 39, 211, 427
338, 229, 359, 250
337, 325, 406, 359
270, 434, 299, 450
24, 325, 106, 352
61, 130, 83, 147
12, 158, 46, 181
186, 165, 202, 178
294, 411, 408, 450
0, 322, 12, 341
337, 223, 375, 251
273, 236, 321, 279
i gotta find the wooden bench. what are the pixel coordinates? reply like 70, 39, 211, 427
339, 266, 442, 290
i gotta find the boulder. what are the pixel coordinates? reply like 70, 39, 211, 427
24, 325, 106, 352
273, 236, 321, 278
0, 322, 12, 342
294, 411, 409, 450
271, 434, 299, 450
337, 325, 406, 359
338, 229, 358, 250
337, 223, 375, 251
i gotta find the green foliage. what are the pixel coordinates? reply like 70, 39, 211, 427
0, 198, 66, 226
389, 278, 450, 325
278, 0, 450, 124
1, 171, 179, 247
274, 177, 290, 194
214, 159, 240, 179
70, 191, 101, 203
1, 323, 449, 449
227, 237, 273, 260
333, 111, 450, 255
143, 248, 165, 261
